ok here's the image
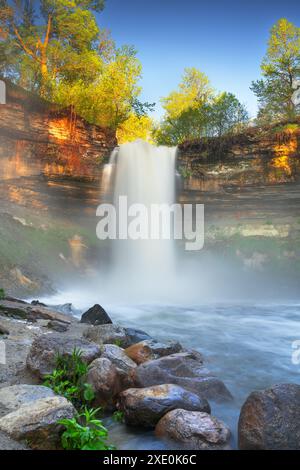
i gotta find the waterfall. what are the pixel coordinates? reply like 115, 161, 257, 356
102, 139, 177, 298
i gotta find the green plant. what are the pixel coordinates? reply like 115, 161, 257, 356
112, 410, 125, 423
179, 167, 193, 179
113, 339, 123, 347
0, 288, 5, 300
44, 348, 94, 409
59, 407, 114, 450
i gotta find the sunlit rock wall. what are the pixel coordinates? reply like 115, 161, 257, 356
178, 123, 300, 190
0, 79, 117, 178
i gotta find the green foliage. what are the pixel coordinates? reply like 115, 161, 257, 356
59, 407, 114, 450
112, 410, 125, 423
179, 167, 193, 179
0, 288, 5, 300
113, 339, 123, 347
154, 69, 249, 145
0, 1, 153, 130
251, 18, 300, 122
44, 348, 94, 409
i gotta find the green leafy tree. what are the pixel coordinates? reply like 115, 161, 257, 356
0, 1, 105, 96
209, 92, 249, 137
251, 18, 300, 121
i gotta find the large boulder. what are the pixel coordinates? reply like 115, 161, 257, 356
0, 385, 56, 417
101, 344, 137, 376
86, 358, 123, 409
125, 339, 183, 364
238, 383, 300, 450
118, 384, 210, 428
83, 324, 132, 348
26, 333, 101, 378
134, 351, 232, 403
155, 409, 231, 450
0, 396, 75, 450
80, 304, 112, 325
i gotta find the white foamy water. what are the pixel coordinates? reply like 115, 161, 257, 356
101, 140, 177, 299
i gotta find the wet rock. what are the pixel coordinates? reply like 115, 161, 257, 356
134, 351, 232, 403
101, 344, 137, 376
86, 358, 123, 408
124, 328, 153, 345
0, 396, 75, 449
26, 333, 102, 378
0, 385, 56, 417
238, 383, 300, 450
83, 324, 132, 348
125, 339, 183, 364
0, 323, 9, 335
80, 304, 112, 325
47, 320, 69, 333
0, 299, 71, 324
156, 409, 231, 450
118, 384, 211, 428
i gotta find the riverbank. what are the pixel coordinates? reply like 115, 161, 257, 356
1, 296, 300, 450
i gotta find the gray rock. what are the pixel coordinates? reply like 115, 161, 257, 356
134, 351, 232, 403
83, 324, 132, 348
238, 383, 300, 450
47, 320, 69, 332
0, 396, 75, 449
0, 299, 71, 324
80, 304, 112, 325
124, 328, 153, 345
26, 333, 102, 378
0, 430, 29, 450
118, 384, 211, 428
125, 339, 183, 364
0, 323, 9, 335
102, 344, 137, 376
156, 409, 231, 450
0, 385, 56, 417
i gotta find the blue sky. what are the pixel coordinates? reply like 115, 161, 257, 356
98, 0, 300, 120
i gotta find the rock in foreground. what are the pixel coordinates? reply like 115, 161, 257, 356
118, 384, 211, 428
0, 385, 56, 417
26, 333, 101, 378
86, 358, 126, 408
134, 351, 232, 402
156, 409, 231, 450
238, 383, 300, 450
80, 304, 112, 325
0, 396, 75, 449
125, 339, 183, 364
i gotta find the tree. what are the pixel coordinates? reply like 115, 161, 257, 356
0, 1, 106, 96
154, 68, 248, 145
117, 113, 154, 144
209, 92, 249, 137
251, 18, 300, 121
0, 1, 154, 132
161, 67, 213, 119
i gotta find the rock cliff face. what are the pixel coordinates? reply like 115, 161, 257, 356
178, 122, 300, 190
0, 79, 116, 178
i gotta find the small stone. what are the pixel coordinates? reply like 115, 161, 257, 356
155, 409, 231, 450
47, 320, 69, 333
125, 339, 182, 364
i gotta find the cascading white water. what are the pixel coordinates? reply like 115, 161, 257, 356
102, 139, 177, 298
